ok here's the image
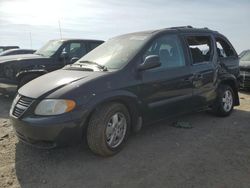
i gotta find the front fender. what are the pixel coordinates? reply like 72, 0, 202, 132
86, 90, 142, 111
71, 89, 144, 128
16, 69, 48, 80
80, 89, 144, 131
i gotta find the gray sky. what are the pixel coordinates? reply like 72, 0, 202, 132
0, 0, 249, 53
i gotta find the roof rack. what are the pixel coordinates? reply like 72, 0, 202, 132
170, 26, 210, 30
170, 26, 193, 29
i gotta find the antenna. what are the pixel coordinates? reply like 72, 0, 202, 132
58, 20, 62, 39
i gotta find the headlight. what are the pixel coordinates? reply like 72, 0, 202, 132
35, 99, 76, 116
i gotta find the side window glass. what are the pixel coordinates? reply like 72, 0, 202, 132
143, 35, 185, 70
90, 43, 101, 50
69, 42, 87, 58
186, 36, 212, 64
216, 38, 235, 58
61, 42, 87, 59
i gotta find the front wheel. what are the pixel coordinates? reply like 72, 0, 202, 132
212, 85, 234, 117
87, 103, 131, 157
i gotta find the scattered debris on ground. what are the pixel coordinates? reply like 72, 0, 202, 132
172, 121, 193, 129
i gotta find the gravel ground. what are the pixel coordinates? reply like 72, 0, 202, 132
0, 92, 250, 188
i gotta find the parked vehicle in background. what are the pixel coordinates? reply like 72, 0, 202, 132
239, 50, 250, 89
239, 49, 250, 58
0, 39, 104, 94
0, 46, 19, 53
10, 26, 240, 157
0, 49, 36, 56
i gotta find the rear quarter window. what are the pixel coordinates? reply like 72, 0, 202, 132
216, 37, 237, 58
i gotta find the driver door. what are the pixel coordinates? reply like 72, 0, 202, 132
139, 34, 194, 121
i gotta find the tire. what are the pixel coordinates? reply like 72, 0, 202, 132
18, 74, 40, 89
212, 84, 234, 117
87, 103, 131, 157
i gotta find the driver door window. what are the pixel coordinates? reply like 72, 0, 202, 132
61, 42, 87, 60
143, 35, 185, 71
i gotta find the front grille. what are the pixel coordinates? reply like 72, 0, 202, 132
12, 95, 34, 118
0, 64, 3, 77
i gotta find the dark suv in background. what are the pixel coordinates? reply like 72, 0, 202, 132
0, 49, 35, 56
0, 46, 19, 53
0, 39, 103, 93
10, 26, 240, 157
239, 50, 250, 89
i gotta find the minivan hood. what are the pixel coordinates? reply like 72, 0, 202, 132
0, 54, 44, 64
18, 69, 105, 98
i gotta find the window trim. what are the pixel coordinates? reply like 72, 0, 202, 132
182, 33, 215, 66
140, 33, 187, 72
58, 41, 87, 59
215, 36, 238, 59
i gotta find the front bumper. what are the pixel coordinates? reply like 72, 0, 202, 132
10, 111, 88, 149
0, 78, 18, 94
240, 71, 250, 89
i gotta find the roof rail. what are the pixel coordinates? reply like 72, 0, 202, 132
170, 26, 193, 29
169, 26, 212, 30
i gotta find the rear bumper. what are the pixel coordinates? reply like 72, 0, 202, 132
10, 111, 89, 149
0, 78, 18, 94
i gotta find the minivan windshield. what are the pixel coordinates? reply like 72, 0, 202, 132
78, 34, 150, 69
35, 40, 63, 57
241, 51, 250, 61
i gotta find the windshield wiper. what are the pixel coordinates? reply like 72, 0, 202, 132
65, 64, 94, 71
35, 52, 44, 57
79, 61, 108, 71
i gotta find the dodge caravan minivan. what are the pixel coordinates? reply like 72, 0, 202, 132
10, 26, 240, 156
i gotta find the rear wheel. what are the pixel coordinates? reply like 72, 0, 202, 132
87, 103, 131, 157
212, 85, 234, 117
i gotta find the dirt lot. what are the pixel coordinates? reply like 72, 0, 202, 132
0, 92, 250, 188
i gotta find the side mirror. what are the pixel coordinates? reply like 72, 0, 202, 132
138, 55, 161, 71
70, 57, 79, 64
60, 51, 69, 60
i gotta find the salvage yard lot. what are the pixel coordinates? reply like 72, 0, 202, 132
0, 92, 250, 188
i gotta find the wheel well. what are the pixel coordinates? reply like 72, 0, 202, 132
17, 72, 45, 81
220, 79, 240, 106
109, 98, 140, 130
83, 97, 141, 134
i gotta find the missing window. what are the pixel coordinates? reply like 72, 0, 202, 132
186, 36, 213, 64
216, 37, 236, 58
